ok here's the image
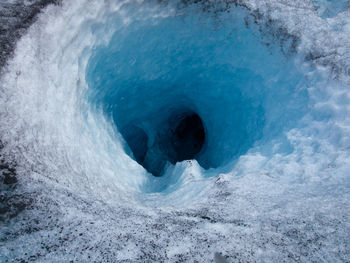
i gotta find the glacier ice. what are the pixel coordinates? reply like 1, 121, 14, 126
312, 0, 349, 18
86, 4, 308, 192
0, 0, 350, 262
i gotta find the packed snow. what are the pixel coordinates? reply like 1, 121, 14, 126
0, 0, 349, 262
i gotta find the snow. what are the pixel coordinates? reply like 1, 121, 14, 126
0, 0, 350, 262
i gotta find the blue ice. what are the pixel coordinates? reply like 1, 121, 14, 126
86, 3, 309, 192
313, 0, 349, 18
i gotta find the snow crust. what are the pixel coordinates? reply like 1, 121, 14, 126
0, 0, 350, 262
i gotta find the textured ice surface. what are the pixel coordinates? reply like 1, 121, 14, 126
86, 3, 308, 190
0, 0, 350, 262
312, 0, 349, 18
0, 0, 60, 69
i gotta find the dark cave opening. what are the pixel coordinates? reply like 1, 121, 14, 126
122, 110, 206, 177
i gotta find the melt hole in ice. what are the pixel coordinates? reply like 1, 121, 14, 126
121, 110, 206, 176
85, 2, 309, 193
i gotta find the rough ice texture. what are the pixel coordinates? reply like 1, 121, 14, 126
0, 0, 61, 247
0, 0, 61, 70
0, 0, 350, 262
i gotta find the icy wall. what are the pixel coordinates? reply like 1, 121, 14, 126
0, 0, 350, 262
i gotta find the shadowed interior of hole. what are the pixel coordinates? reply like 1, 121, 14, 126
170, 113, 205, 161
86, 3, 309, 190
121, 125, 148, 164
121, 110, 206, 176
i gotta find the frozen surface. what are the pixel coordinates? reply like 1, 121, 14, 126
312, 0, 349, 18
0, 0, 60, 69
0, 0, 350, 262
86, 3, 308, 190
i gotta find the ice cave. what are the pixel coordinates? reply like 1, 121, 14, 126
0, 0, 350, 262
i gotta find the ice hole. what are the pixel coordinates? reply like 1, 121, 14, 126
121, 110, 206, 177
169, 113, 205, 162
85, 3, 309, 191
121, 125, 148, 164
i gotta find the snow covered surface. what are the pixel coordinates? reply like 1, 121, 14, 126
0, 0, 350, 262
